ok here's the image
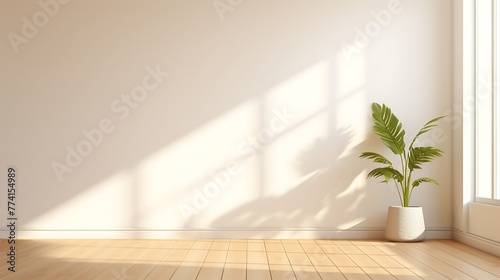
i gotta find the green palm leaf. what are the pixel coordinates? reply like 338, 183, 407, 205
367, 167, 403, 183
408, 147, 444, 171
359, 152, 393, 165
371, 103, 406, 155
409, 116, 445, 149
360, 102, 444, 207
412, 177, 440, 187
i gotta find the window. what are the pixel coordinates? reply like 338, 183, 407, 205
475, 0, 500, 204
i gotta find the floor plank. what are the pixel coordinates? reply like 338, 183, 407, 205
221, 263, 246, 280
197, 262, 225, 280
0, 239, 498, 279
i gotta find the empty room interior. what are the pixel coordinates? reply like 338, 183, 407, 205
2, 0, 500, 279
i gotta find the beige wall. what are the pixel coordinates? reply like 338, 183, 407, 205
0, 0, 453, 238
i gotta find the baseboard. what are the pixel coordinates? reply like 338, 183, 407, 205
0, 227, 452, 240
453, 230, 500, 257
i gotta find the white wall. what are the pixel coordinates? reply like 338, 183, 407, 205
0, 0, 453, 239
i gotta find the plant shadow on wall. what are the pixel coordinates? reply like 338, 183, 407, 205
207, 127, 382, 230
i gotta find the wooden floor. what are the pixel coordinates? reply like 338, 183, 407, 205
1, 239, 499, 279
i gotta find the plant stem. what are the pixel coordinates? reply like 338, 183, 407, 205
394, 181, 403, 206
399, 153, 407, 207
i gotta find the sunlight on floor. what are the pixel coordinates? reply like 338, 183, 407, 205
4, 239, 493, 280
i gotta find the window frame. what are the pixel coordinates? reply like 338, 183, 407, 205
474, 0, 500, 206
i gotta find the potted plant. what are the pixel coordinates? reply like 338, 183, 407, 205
360, 102, 444, 241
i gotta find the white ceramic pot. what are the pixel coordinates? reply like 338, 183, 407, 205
385, 206, 426, 242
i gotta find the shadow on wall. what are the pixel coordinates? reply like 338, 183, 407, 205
5, 0, 363, 231
0, 0, 451, 235
207, 128, 377, 229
